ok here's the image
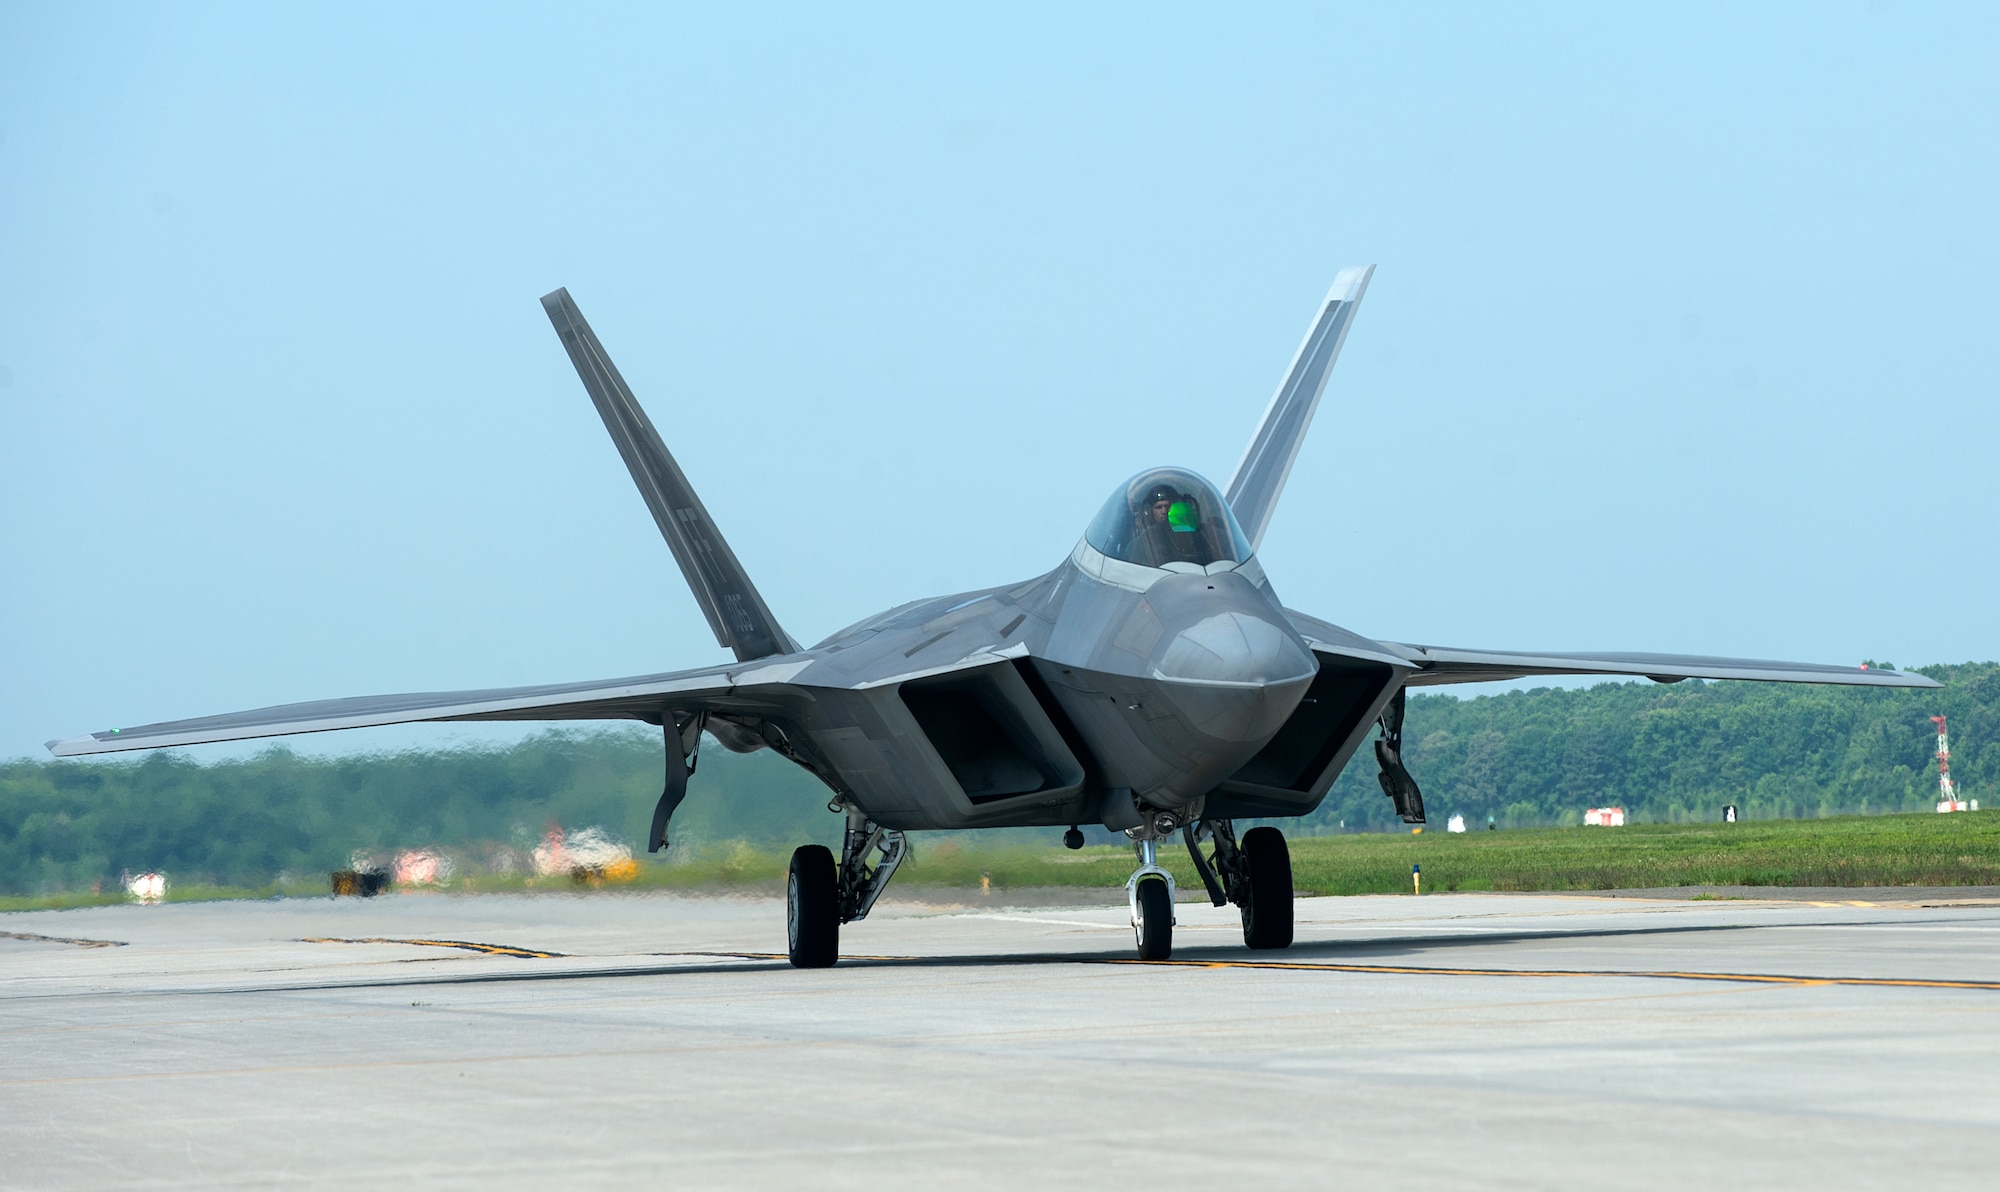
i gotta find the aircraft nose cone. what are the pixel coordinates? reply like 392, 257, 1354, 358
1153, 611, 1317, 745
1156, 611, 1315, 686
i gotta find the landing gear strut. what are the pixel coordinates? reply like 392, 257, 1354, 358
647, 713, 704, 853
1375, 688, 1426, 825
1127, 836, 1176, 960
1185, 819, 1294, 950
786, 800, 907, 969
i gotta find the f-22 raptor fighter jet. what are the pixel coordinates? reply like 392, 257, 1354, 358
49, 269, 1938, 966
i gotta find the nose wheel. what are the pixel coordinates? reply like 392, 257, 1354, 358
1133, 876, 1174, 960
1127, 836, 1177, 960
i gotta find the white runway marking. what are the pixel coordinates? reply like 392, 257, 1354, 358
963, 913, 1130, 930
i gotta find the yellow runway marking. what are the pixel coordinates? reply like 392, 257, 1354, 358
701, 951, 2000, 991
300, 937, 565, 959
1098, 957, 2000, 989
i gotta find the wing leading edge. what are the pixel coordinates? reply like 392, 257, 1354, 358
42, 657, 817, 758
1393, 644, 1940, 689
541, 288, 797, 661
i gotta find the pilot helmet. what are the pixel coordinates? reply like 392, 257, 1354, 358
1141, 485, 1199, 532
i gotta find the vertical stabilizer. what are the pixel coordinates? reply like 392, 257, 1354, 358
1225, 266, 1374, 550
541, 288, 797, 661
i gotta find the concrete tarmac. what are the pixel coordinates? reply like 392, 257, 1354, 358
4, 888, 1999, 1190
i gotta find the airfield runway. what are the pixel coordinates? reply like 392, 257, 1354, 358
4, 889, 1999, 1190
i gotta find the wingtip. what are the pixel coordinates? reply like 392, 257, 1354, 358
1858, 666, 1943, 688
1326, 265, 1375, 302
45, 735, 92, 758
539, 286, 573, 312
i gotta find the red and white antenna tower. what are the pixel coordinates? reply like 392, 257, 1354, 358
1932, 715, 1966, 812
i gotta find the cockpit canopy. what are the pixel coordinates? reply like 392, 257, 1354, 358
1084, 468, 1253, 569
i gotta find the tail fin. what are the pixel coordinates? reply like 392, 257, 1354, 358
1224, 266, 1374, 550
541, 288, 797, 661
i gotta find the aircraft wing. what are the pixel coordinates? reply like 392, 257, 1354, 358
1391, 644, 1940, 689
43, 657, 816, 757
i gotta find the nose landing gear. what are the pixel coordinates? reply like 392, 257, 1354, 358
1127, 837, 1176, 960
1123, 814, 1296, 959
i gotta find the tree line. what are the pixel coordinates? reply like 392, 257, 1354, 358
1303, 662, 1995, 833
2, 662, 1991, 894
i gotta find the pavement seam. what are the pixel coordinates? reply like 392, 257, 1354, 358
0, 930, 125, 948
298, 936, 565, 959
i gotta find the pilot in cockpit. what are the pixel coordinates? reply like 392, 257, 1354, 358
1087, 469, 1245, 571
1139, 484, 1203, 562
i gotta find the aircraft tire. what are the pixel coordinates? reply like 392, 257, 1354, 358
1240, 826, 1294, 950
787, 844, 840, 968
1133, 876, 1174, 961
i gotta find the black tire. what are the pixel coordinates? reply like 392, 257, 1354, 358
1240, 826, 1293, 950
1133, 876, 1174, 961
787, 844, 840, 968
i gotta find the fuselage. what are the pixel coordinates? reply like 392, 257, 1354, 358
1031, 542, 1317, 813
783, 467, 1393, 836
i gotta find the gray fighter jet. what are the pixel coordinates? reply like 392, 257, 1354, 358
48, 269, 1938, 965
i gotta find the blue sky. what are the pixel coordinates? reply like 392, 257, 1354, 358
3, 3, 1994, 762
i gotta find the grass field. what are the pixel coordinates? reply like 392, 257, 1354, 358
5, 811, 1997, 913
894, 809, 2000, 896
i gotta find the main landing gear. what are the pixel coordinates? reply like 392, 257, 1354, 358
786, 800, 907, 969
1123, 814, 1295, 961
1183, 819, 1293, 952
1375, 688, 1427, 825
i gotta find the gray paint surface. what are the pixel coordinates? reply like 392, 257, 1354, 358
46, 275, 1939, 838
3, 892, 1997, 1189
